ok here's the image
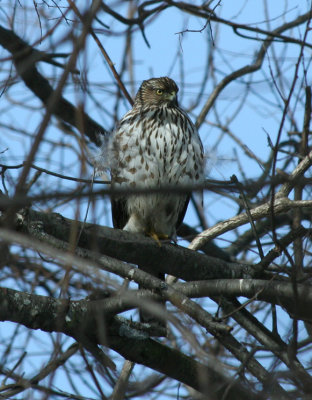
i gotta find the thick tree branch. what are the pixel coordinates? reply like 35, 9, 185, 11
20, 208, 260, 281
0, 286, 254, 400
0, 24, 107, 146
175, 279, 312, 323
0, 227, 230, 335
10, 208, 312, 320
0, 226, 289, 394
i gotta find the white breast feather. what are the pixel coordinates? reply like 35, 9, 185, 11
107, 105, 204, 237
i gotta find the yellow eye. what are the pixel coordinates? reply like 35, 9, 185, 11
156, 89, 163, 95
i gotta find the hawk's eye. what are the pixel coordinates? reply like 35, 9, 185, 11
156, 89, 163, 95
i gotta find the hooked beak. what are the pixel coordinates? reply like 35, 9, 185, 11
165, 90, 177, 103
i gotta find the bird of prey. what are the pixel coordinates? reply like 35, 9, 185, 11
107, 76, 204, 243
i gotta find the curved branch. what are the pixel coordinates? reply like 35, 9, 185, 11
20, 208, 258, 280
0, 226, 230, 335
189, 197, 312, 250
175, 279, 312, 323
0, 225, 289, 394
0, 286, 253, 400
195, 9, 312, 127
0, 24, 107, 146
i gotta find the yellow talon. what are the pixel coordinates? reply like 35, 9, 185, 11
149, 232, 162, 247
147, 232, 169, 246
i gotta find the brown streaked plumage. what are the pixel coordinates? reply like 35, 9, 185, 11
107, 77, 204, 242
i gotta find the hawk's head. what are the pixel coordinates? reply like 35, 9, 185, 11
134, 77, 179, 107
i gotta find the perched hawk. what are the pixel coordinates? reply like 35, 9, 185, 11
99, 77, 205, 328
107, 77, 204, 242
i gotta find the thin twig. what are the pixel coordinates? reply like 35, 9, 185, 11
68, 0, 133, 106
111, 360, 134, 400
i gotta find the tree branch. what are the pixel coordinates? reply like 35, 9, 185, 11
189, 197, 312, 250
175, 279, 312, 323
194, 9, 312, 127
20, 208, 260, 281
0, 24, 107, 146
0, 286, 254, 400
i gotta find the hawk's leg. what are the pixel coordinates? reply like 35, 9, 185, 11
146, 231, 169, 247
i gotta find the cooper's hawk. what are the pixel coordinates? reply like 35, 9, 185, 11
96, 77, 204, 330
107, 77, 204, 241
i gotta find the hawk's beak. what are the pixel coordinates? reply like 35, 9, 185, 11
166, 91, 177, 101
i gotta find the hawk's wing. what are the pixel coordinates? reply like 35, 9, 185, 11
112, 194, 190, 235
111, 197, 129, 229
175, 194, 190, 231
